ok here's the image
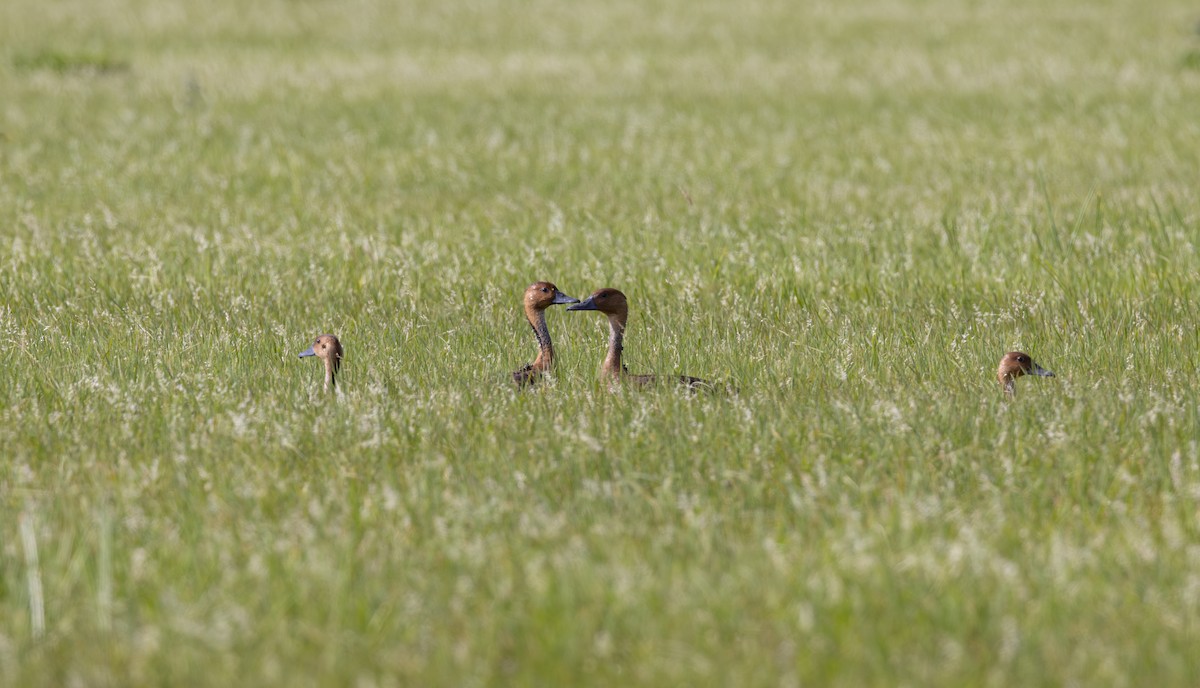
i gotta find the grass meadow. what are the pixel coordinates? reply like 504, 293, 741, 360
3, 0, 1200, 684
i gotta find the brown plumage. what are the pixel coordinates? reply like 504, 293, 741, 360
567, 287, 716, 391
299, 334, 344, 393
996, 351, 1054, 397
513, 281, 579, 387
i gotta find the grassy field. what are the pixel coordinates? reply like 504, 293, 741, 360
3, 0, 1200, 684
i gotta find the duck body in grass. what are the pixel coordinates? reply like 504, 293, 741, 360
567, 287, 716, 391
299, 334, 343, 393
997, 351, 1054, 397
513, 281, 579, 387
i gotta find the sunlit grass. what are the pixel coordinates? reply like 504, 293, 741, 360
2, 0, 1200, 685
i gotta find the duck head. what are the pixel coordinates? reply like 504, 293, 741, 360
299, 334, 343, 391
299, 334, 343, 364
567, 288, 629, 320
997, 351, 1054, 395
524, 281, 580, 311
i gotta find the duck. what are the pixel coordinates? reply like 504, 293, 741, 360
299, 334, 343, 393
567, 287, 714, 390
996, 351, 1054, 396
513, 281, 580, 387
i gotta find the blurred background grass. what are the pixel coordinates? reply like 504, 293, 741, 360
2, 0, 1200, 685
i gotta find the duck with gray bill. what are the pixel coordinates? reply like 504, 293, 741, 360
568, 287, 719, 391
299, 334, 343, 393
513, 281, 580, 387
996, 351, 1054, 397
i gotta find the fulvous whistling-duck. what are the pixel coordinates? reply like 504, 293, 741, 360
567, 287, 714, 390
513, 281, 580, 387
997, 351, 1054, 396
299, 334, 343, 393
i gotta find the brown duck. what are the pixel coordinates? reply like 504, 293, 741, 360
513, 281, 580, 387
299, 334, 344, 393
568, 288, 714, 390
996, 351, 1054, 397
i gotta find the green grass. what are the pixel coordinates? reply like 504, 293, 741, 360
3, 0, 1200, 684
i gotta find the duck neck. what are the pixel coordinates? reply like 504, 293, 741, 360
998, 371, 1015, 397
602, 313, 626, 378
527, 306, 554, 370
324, 357, 339, 393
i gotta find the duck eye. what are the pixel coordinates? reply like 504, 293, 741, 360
541, 288, 548, 293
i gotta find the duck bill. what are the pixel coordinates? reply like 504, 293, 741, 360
298, 347, 316, 358
567, 295, 598, 311
552, 291, 581, 306
1031, 363, 1055, 377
